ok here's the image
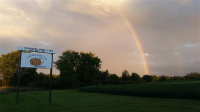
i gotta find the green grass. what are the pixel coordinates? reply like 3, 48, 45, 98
79, 80, 200, 99
0, 90, 200, 112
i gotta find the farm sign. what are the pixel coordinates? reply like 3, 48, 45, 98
21, 52, 52, 69
16, 46, 55, 105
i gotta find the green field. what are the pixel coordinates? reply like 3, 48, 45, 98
0, 89, 200, 112
79, 80, 200, 99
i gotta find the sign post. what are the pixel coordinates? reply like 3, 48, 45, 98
49, 53, 53, 103
16, 46, 55, 105
16, 50, 22, 105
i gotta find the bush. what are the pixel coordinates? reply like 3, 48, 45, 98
0, 87, 29, 94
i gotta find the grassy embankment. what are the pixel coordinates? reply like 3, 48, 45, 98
0, 89, 200, 112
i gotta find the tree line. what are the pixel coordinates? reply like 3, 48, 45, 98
0, 50, 200, 89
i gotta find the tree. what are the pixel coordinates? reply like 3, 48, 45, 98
77, 52, 102, 85
0, 51, 38, 87
54, 50, 102, 87
152, 75, 159, 81
54, 50, 80, 88
185, 72, 200, 80
20, 68, 38, 86
97, 70, 109, 84
0, 51, 20, 86
142, 75, 153, 82
108, 74, 120, 84
121, 70, 130, 81
159, 75, 170, 81
130, 72, 140, 81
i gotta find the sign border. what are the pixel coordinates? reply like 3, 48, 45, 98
17, 46, 56, 54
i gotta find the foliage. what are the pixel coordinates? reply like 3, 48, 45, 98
185, 72, 200, 80
108, 74, 120, 84
172, 76, 185, 80
121, 70, 130, 81
142, 75, 153, 82
79, 80, 200, 99
97, 70, 109, 85
152, 75, 160, 81
0, 51, 38, 87
77, 52, 102, 85
0, 51, 20, 86
0, 87, 29, 94
159, 75, 170, 81
54, 50, 102, 88
0, 80, 2, 87
130, 72, 140, 81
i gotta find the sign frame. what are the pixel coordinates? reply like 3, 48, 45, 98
16, 46, 55, 105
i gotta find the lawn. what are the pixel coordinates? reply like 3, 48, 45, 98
0, 90, 200, 112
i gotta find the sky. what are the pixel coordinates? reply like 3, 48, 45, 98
0, 0, 199, 76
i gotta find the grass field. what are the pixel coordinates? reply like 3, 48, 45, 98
0, 89, 200, 112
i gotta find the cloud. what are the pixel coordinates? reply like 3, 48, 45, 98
0, 0, 199, 76
38, 41, 52, 45
178, 0, 192, 5
144, 53, 149, 56
184, 43, 195, 47
35, 0, 53, 11
0, 1, 38, 39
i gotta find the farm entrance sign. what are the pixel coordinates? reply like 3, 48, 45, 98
16, 46, 55, 105
21, 53, 52, 69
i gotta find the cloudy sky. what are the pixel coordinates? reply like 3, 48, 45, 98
0, 0, 199, 76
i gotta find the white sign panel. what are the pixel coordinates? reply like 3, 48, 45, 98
21, 52, 52, 69
18, 46, 56, 54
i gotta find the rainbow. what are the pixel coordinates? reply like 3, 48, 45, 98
121, 15, 150, 75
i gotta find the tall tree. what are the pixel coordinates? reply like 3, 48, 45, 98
0, 51, 20, 86
54, 50, 102, 87
54, 50, 80, 88
77, 52, 101, 85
